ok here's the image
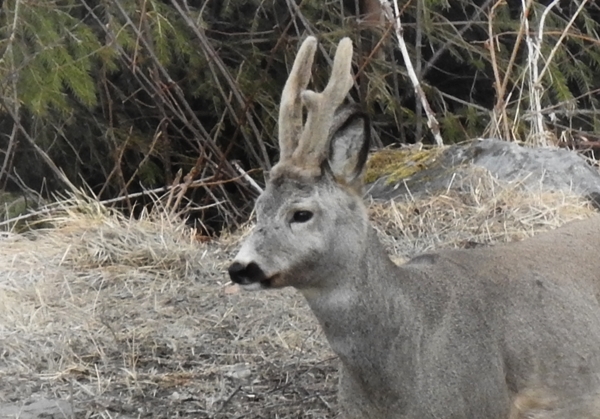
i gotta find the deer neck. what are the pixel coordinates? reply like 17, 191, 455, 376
299, 227, 417, 378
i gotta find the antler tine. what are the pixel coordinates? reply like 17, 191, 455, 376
278, 37, 318, 162
292, 37, 354, 168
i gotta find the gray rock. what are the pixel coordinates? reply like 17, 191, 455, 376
366, 138, 600, 201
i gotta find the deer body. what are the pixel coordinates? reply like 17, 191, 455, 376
309, 222, 600, 418
228, 36, 600, 418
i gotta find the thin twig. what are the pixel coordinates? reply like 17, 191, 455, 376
232, 161, 263, 194
0, 0, 22, 187
165, 169, 184, 215
488, 0, 521, 141
169, 0, 272, 170
420, 0, 495, 79
499, 0, 531, 102
414, 0, 423, 143
0, 101, 78, 193
525, 0, 560, 145
538, 0, 589, 82
81, 0, 250, 225
380, 0, 444, 146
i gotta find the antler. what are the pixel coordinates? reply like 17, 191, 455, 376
292, 38, 353, 168
276, 37, 354, 171
278, 37, 318, 162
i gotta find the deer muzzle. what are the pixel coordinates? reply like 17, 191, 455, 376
228, 261, 272, 288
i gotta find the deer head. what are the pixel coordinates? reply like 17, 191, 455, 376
228, 36, 371, 290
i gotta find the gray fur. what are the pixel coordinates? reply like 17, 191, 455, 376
233, 166, 600, 418
229, 37, 600, 419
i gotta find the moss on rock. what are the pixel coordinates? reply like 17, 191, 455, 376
365, 147, 442, 185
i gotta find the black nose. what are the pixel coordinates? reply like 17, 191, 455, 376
228, 261, 266, 285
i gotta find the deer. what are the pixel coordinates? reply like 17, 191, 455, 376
228, 36, 600, 419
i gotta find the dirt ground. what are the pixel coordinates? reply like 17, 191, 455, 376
0, 172, 597, 418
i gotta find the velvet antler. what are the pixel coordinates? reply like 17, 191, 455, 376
274, 37, 354, 173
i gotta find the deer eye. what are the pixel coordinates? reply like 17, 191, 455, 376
292, 210, 313, 223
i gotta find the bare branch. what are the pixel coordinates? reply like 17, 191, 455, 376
380, 0, 444, 146
168, 0, 272, 170
0, 0, 22, 187
232, 161, 263, 194
524, 0, 560, 145
538, 0, 589, 82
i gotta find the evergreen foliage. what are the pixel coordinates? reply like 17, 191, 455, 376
0, 0, 598, 231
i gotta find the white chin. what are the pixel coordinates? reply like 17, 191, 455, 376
240, 282, 266, 291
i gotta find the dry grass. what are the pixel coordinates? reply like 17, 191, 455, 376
0, 196, 334, 419
369, 168, 596, 262
0, 171, 597, 418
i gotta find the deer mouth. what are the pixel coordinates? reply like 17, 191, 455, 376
228, 261, 285, 290
237, 275, 276, 291
238, 274, 282, 290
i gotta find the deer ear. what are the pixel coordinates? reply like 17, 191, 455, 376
327, 109, 370, 190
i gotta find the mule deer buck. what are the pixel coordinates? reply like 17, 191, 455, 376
228, 36, 600, 418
